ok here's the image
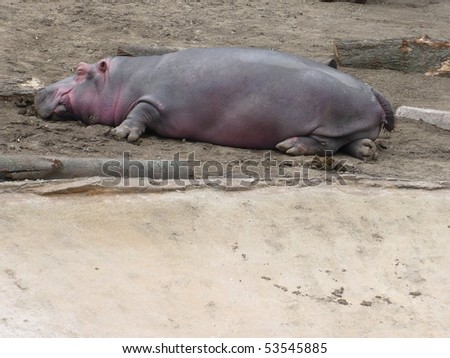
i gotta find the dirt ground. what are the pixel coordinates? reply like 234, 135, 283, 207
0, 0, 449, 338
1, 0, 450, 180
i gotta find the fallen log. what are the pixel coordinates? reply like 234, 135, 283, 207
321, 0, 437, 4
117, 45, 186, 57
0, 75, 43, 102
425, 59, 450, 77
0, 155, 193, 181
332, 35, 450, 74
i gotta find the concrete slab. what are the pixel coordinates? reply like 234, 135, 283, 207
1, 185, 449, 337
396, 106, 450, 130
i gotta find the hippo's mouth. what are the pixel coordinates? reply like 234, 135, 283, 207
50, 93, 74, 120
35, 87, 75, 120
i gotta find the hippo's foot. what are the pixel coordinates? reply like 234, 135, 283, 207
340, 138, 377, 161
276, 136, 326, 156
110, 102, 160, 142
111, 120, 146, 142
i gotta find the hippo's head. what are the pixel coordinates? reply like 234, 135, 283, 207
34, 58, 112, 123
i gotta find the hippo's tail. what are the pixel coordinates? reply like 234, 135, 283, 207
371, 88, 395, 132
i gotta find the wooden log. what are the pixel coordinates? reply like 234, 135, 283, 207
117, 45, 186, 57
322, 1, 441, 6
426, 59, 450, 77
332, 35, 450, 74
0, 155, 193, 181
0, 75, 43, 102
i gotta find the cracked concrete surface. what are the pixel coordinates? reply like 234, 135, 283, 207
1, 184, 449, 337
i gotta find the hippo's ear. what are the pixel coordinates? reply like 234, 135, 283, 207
99, 60, 108, 73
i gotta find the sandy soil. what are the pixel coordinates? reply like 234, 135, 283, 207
0, 0, 449, 338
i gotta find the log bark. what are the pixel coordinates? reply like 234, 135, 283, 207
117, 45, 185, 57
425, 59, 450, 77
0, 155, 192, 181
321, 1, 440, 6
332, 35, 450, 74
0, 75, 43, 102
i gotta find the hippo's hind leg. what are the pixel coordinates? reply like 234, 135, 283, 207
340, 138, 377, 160
277, 135, 378, 161
276, 136, 340, 156
111, 102, 160, 142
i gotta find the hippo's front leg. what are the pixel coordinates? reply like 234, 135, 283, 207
276, 136, 326, 156
111, 102, 161, 142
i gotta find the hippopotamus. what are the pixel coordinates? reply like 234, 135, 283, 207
34, 47, 394, 159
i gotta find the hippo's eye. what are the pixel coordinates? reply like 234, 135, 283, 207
76, 67, 87, 76
76, 62, 89, 77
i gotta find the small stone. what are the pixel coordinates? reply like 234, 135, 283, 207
332, 287, 344, 297
409, 291, 422, 297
